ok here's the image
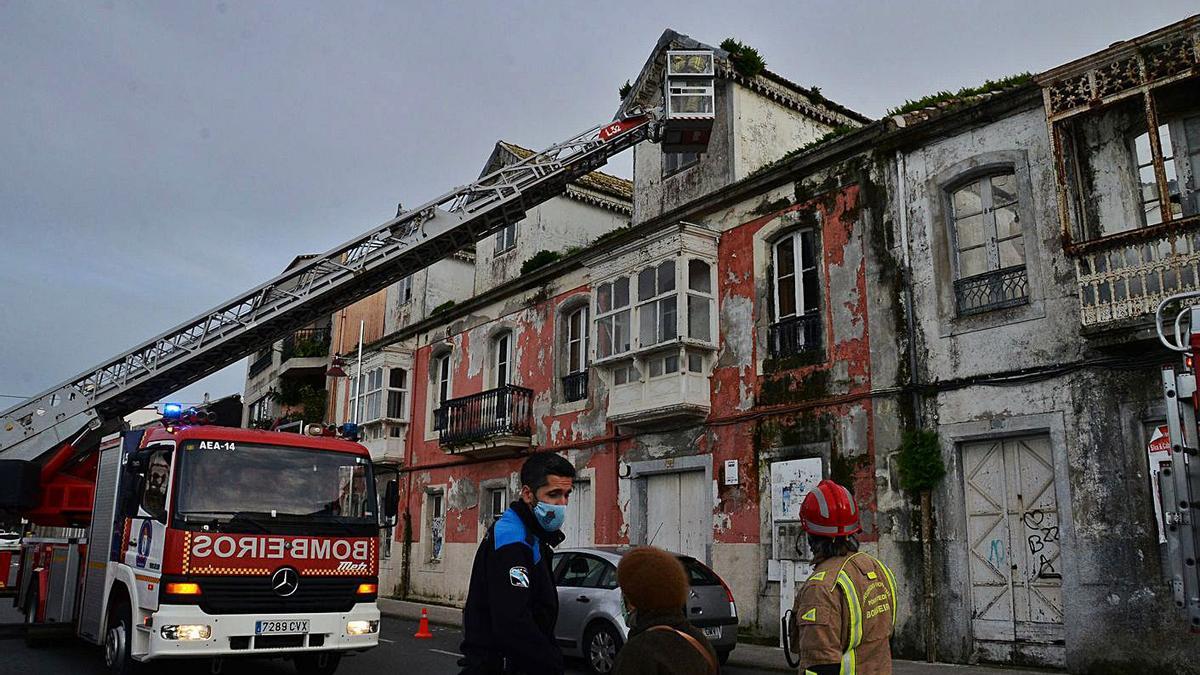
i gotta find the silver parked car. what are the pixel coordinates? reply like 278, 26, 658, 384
552, 546, 738, 675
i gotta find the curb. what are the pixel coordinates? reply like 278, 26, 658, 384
378, 598, 463, 628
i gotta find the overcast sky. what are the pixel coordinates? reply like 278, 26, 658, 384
1, 1, 1195, 415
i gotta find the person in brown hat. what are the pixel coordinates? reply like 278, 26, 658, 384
612, 547, 719, 675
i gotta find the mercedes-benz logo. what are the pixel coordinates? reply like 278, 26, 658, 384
272, 567, 299, 597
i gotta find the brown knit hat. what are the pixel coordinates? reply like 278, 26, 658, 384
617, 547, 689, 611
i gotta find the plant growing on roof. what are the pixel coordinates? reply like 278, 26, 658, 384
720, 38, 766, 78
520, 249, 562, 276
886, 72, 1033, 117
618, 79, 632, 101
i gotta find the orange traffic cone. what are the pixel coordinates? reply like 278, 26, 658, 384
414, 607, 434, 639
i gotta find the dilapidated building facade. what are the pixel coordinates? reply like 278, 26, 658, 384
242, 16, 1200, 674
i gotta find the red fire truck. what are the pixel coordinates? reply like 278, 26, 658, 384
0, 44, 715, 672
9, 406, 396, 674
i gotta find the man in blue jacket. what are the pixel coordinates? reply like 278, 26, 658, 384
459, 453, 575, 674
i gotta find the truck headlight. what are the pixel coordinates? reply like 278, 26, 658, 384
160, 624, 211, 640
346, 620, 378, 636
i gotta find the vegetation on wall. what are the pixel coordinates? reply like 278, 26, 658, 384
430, 300, 457, 315
720, 38, 766, 78
618, 79, 632, 101
886, 72, 1033, 117
895, 429, 946, 492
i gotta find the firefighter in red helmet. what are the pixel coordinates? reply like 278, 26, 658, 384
788, 480, 897, 675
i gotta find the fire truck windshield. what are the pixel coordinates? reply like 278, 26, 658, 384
172, 440, 377, 535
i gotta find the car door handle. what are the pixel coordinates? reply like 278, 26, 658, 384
691, 607, 702, 614
576, 595, 590, 603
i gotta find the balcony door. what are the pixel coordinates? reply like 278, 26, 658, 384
493, 332, 512, 422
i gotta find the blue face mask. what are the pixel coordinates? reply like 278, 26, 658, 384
533, 500, 567, 532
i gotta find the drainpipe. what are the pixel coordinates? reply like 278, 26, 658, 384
896, 150, 936, 663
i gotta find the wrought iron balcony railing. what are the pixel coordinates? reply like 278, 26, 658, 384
954, 266, 1030, 317
435, 385, 534, 446
562, 371, 588, 403
767, 313, 823, 360
281, 327, 332, 362
1075, 225, 1200, 326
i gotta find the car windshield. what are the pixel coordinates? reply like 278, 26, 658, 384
174, 440, 376, 523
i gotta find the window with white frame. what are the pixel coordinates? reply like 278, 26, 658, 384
637, 260, 678, 347
495, 222, 518, 255
431, 351, 452, 431
769, 230, 823, 359
397, 275, 413, 305
566, 307, 589, 375
351, 367, 385, 424
486, 487, 507, 523
386, 368, 408, 420
426, 492, 444, 563
686, 259, 713, 342
493, 332, 512, 388
434, 353, 452, 406
595, 277, 631, 358
772, 230, 820, 321
562, 305, 589, 403
612, 363, 640, 386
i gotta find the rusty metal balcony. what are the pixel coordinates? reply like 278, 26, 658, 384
1075, 223, 1200, 328
435, 385, 534, 455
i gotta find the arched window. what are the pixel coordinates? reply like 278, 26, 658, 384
493, 332, 512, 388
563, 305, 589, 402
948, 171, 1029, 315
769, 229, 822, 358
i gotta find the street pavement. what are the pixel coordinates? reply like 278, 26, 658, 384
0, 603, 1057, 674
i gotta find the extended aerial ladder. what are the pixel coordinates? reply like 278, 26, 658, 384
0, 50, 717, 518
1155, 291, 1200, 632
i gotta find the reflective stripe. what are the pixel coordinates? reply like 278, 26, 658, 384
877, 557, 899, 635
805, 521, 843, 535
813, 486, 830, 517
836, 569, 863, 675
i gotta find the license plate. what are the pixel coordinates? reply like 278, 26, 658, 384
702, 626, 720, 639
255, 619, 309, 635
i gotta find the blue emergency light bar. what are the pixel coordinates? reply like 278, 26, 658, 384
162, 403, 182, 420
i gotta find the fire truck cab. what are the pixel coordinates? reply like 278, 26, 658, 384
13, 420, 391, 675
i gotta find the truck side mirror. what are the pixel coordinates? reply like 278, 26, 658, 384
383, 480, 399, 524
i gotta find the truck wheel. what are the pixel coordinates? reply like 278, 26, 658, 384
103, 601, 135, 675
293, 652, 342, 675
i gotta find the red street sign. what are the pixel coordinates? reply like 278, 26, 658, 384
1148, 425, 1171, 455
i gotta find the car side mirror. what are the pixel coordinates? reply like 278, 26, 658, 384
383, 479, 399, 526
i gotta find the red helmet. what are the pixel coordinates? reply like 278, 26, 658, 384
800, 480, 861, 537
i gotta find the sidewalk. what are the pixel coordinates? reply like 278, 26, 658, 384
378, 599, 1059, 674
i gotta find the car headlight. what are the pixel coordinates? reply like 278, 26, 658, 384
160, 624, 211, 640
346, 620, 379, 636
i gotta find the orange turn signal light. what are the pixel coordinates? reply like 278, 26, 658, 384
165, 582, 201, 595
356, 583, 378, 595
